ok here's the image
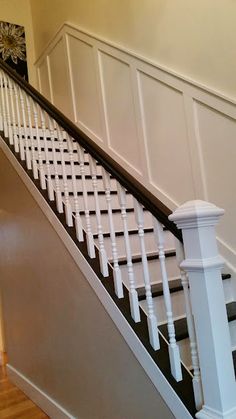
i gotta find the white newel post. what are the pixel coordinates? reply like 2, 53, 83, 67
170, 200, 236, 419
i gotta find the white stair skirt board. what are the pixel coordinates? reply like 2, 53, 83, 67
0, 136, 193, 419
7, 364, 76, 419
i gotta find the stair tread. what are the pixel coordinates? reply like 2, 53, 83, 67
159, 300, 236, 342
137, 273, 231, 300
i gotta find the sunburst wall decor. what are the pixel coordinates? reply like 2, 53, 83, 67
0, 21, 28, 81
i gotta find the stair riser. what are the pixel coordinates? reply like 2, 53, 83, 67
44, 163, 103, 176
55, 177, 118, 192
140, 289, 186, 324
177, 316, 236, 369
80, 211, 154, 234
140, 277, 232, 324
67, 194, 134, 212
120, 256, 179, 289
34, 150, 89, 163
95, 232, 160, 260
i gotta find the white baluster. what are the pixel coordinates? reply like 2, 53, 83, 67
48, 117, 63, 213
170, 200, 236, 419
4, 74, 13, 143
19, 87, 31, 169
13, 83, 25, 161
153, 218, 182, 380
0, 71, 3, 132
0, 71, 7, 137
32, 102, 46, 189
89, 155, 108, 277
56, 123, 73, 226
175, 240, 203, 409
102, 168, 123, 297
134, 200, 159, 349
8, 78, 19, 153
25, 95, 38, 179
40, 109, 54, 200
66, 133, 84, 241
117, 184, 140, 322
76, 144, 95, 258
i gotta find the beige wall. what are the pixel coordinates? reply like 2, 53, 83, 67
0, 147, 174, 419
0, 0, 37, 86
30, 0, 236, 100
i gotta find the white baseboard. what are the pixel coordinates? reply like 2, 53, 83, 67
7, 364, 76, 419
0, 136, 193, 419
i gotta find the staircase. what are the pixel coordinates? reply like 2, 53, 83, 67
1, 59, 236, 419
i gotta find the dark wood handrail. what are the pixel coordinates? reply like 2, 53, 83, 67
0, 58, 182, 241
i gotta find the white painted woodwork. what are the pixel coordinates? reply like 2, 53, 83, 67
48, 38, 73, 119
170, 201, 236, 419
102, 168, 124, 297
8, 78, 19, 154
98, 51, 142, 174
153, 218, 182, 381
65, 132, 84, 242
67, 34, 103, 140
88, 154, 108, 277
134, 199, 159, 350
76, 143, 95, 259
25, 94, 38, 179
117, 184, 140, 323
40, 109, 54, 200
175, 240, 203, 409
4, 74, 13, 144
19, 87, 31, 170
37, 59, 51, 101
48, 117, 63, 213
35, 22, 236, 272
0, 71, 8, 137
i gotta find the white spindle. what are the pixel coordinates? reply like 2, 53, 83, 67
19, 87, 31, 170
65, 133, 84, 241
13, 82, 25, 161
56, 123, 73, 226
0, 71, 7, 137
102, 168, 124, 297
117, 184, 140, 322
153, 218, 182, 379
48, 117, 63, 213
8, 78, 19, 153
75, 144, 95, 258
170, 200, 236, 419
40, 109, 54, 200
134, 199, 159, 349
32, 102, 46, 189
175, 240, 203, 409
0, 72, 3, 132
25, 95, 38, 179
88, 155, 108, 276
4, 74, 13, 144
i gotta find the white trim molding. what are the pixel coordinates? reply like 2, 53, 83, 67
7, 364, 77, 419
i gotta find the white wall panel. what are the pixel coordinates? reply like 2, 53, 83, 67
48, 38, 73, 119
35, 22, 236, 269
99, 51, 142, 174
139, 72, 195, 205
67, 35, 103, 141
38, 59, 51, 100
196, 102, 236, 255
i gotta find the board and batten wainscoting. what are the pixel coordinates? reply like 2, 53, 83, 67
36, 22, 236, 278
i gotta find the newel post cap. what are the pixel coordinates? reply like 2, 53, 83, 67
169, 200, 224, 229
